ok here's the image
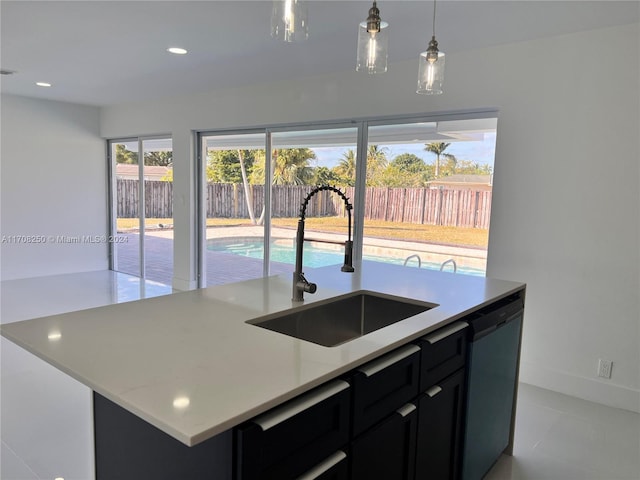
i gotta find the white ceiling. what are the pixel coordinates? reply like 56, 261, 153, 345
1, 1, 638, 107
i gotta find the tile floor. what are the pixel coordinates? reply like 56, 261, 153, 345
1, 271, 172, 480
1, 271, 638, 479
485, 383, 639, 479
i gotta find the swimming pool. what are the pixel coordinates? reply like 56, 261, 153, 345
208, 239, 485, 276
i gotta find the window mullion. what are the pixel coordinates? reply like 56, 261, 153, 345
352, 121, 368, 269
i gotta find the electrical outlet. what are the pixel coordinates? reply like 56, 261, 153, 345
598, 359, 612, 379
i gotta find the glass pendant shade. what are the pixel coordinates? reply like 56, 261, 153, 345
271, 0, 309, 43
356, 20, 389, 73
417, 49, 445, 94
417, 0, 445, 95
356, 1, 389, 75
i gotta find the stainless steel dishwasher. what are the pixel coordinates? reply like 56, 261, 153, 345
462, 293, 524, 480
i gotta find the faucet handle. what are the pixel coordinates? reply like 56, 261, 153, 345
297, 273, 317, 294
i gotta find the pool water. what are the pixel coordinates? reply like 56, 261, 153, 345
208, 240, 485, 276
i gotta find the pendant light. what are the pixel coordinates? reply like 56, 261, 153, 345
356, 1, 389, 74
417, 0, 445, 94
271, 0, 309, 43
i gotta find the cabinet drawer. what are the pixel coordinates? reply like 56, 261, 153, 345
351, 344, 421, 436
235, 380, 350, 480
298, 451, 348, 480
351, 403, 417, 480
419, 321, 468, 389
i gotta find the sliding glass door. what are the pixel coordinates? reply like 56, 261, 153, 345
111, 139, 140, 277
196, 113, 497, 287
363, 118, 496, 275
110, 137, 174, 285
269, 127, 358, 274
198, 126, 358, 287
199, 132, 268, 287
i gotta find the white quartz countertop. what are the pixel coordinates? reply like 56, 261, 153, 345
1, 262, 524, 446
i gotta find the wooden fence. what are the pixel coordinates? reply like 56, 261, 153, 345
116, 180, 492, 229
116, 179, 174, 220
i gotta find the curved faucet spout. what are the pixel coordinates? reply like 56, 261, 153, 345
292, 185, 355, 302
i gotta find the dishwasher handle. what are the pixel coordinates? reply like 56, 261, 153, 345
471, 295, 524, 341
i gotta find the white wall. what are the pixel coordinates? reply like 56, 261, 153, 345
101, 23, 639, 411
1, 94, 107, 281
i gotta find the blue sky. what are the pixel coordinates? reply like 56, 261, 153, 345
312, 132, 496, 170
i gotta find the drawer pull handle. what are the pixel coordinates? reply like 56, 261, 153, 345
396, 403, 417, 418
426, 385, 442, 398
297, 450, 347, 479
358, 344, 420, 377
423, 321, 468, 344
254, 380, 349, 431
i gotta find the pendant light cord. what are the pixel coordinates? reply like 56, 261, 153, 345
432, 0, 437, 36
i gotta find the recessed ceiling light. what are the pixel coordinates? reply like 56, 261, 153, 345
167, 47, 187, 55
36, 82, 52, 87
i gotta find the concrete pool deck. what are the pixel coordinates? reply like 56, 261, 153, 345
116, 225, 487, 288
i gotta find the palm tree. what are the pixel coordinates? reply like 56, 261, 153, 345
366, 145, 389, 186
272, 148, 316, 185
248, 148, 315, 225
424, 142, 456, 178
334, 149, 357, 186
333, 146, 389, 186
250, 148, 316, 185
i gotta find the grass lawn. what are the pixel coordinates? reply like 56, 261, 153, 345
272, 217, 488, 248
118, 217, 488, 248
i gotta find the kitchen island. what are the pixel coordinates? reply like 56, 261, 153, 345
1, 262, 525, 479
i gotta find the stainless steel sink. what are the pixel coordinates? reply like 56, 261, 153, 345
247, 291, 436, 347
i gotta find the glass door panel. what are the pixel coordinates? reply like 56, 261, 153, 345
112, 140, 140, 277
363, 118, 497, 276
270, 127, 358, 275
201, 132, 267, 287
142, 138, 174, 285
111, 137, 173, 286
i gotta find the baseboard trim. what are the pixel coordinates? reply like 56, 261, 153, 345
519, 361, 640, 413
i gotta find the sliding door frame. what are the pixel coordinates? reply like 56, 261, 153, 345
107, 134, 172, 279
195, 109, 498, 287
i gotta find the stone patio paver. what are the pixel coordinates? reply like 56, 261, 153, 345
115, 225, 487, 288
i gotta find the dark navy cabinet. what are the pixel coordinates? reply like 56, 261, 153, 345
92, 293, 523, 480
349, 344, 421, 479
415, 321, 469, 480
94, 393, 233, 480
235, 380, 350, 480
350, 344, 421, 436
415, 369, 466, 480
235, 326, 471, 480
350, 402, 417, 480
